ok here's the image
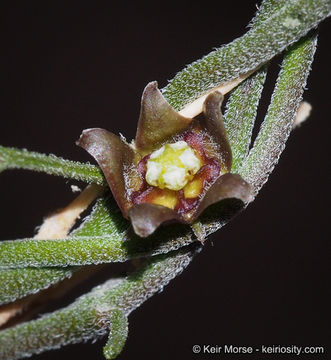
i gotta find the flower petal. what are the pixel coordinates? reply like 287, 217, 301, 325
201, 91, 232, 172
194, 173, 252, 219
135, 81, 192, 154
128, 203, 184, 238
77, 128, 134, 216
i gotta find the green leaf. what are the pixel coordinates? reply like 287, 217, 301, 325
239, 33, 318, 195
0, 246, 199, 360
0, 145, 106, 185
103, 310, 128, 360
224, 66, 268, 173
0, 197, 195, 268
0, 267, 75, 305
250, 0, 288, 26
162, 0, 330, 111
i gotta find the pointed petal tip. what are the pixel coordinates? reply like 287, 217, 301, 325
144, 80, 158, 91
135, 81, 192, 154
204, 90, 224, 107
76, 128, 135, 217
201, 90, 232, 171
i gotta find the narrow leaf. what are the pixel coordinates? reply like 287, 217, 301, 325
0, 246, 198, 360
250, 0, 288, 27
162, 0, 330, 111
0, 145, 105, 185
0, 197, 195, 268
0, 268, 75, 305
239, 33, 318, 195
224, 66, 268, 173
103, 309, 128, 360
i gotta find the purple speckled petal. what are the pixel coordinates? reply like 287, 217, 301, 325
194, 173, 252, 219
77, 128, 134, 216
128, 203, 184, 238
135, 81, 192, 154
201, 91, 232, 172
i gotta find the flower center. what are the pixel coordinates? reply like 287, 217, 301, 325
145, 141, 202, 191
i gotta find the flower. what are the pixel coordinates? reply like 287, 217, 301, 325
77, 81, 251, 238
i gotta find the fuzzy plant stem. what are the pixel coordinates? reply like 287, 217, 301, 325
0, 246, 199, 360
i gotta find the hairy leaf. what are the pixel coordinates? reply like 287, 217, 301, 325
162, 0, 330, 111
239, 33, 317, 195
224, 66, 268, 173
0, 197, 195, 268
0, 246, 199, 360
0, 145, 105, 185
0, 268, 75, 305
103, 310, 128, 360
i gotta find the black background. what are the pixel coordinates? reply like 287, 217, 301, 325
0, 1, 330, 359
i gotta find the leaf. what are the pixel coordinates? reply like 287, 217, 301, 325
162, 0, 330, 112
103, 310, 128, 360
224, 66, 268, 173
0, 145, 105, 185
0, 246, 199, 359
0, 197, 195, 268
239, 33, 318, 195
0, 267, 75, 305
249, 0, 288, 27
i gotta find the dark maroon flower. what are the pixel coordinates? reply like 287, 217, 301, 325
77, 81, 251, 238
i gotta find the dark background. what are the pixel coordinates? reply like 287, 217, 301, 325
0, 1, 330, 359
